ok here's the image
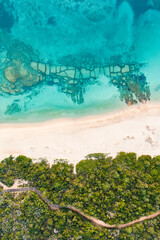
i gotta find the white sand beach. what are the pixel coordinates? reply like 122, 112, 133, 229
0, 102, 160, 165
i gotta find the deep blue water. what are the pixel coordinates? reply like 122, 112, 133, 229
0, 0, 160, 122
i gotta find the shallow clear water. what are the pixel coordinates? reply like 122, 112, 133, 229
0, 0, 160, 122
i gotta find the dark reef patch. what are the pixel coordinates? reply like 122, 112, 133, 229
47, 16, 56, 26
117, 0, 153, 18
5, 100, 21, 115
0, 0, 14, 30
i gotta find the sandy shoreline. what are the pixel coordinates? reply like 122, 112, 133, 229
0, 102, 160, 165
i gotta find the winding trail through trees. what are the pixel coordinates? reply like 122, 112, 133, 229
0, 182, 160, 229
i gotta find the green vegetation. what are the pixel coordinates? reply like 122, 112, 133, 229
0, 152, 160, 239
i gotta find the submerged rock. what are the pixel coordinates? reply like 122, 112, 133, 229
5, 101, 21, 115
111, 73, 150, 105
4, 63, 28, 83
0, 36, 150, 105
2, 58, 150, 105
30, 61, 38, 71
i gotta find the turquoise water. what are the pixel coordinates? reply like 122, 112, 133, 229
0, 0, 160, 122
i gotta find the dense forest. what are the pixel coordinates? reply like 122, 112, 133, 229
0, 152, 160, 239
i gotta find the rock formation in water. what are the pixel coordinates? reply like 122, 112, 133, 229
0, 36, 150, 105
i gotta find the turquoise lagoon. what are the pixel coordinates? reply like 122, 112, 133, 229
0, 0, 160, 122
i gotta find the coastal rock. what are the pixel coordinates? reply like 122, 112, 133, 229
19, 64, 28, 78
1, 49, 149, 106
53, 78, 59, 83
23, 75, 35, 86
50, 66, 56, 74
60, 66, 67, 71
104, 67, 110, 76
99, 67, 104, 75
90, 70, 96, 78
122, 65, 130, 73
56, 66, 61, 73
45, 64, 50, 75
114, 66, 121, 72
111, 72, 118, 77
110, 66, 114, 72
4, 64, 28, 83
75, 69, 80, 79
117, 72, 122, 76
58, 71, 67, 77
112, 79, 117, 84
68, 89, 73, 93
39, 75, 43, 81
81, 68, 90, 78
30, 61, 38, 71
1, 85, 12, 93
4, 66, 17, 83
68, 80, 74, 84
94, 68, 100, 78
66, 69, 75, 78
38, 63, 45, 73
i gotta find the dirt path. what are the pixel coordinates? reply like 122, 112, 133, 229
0, 181, 160, 229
